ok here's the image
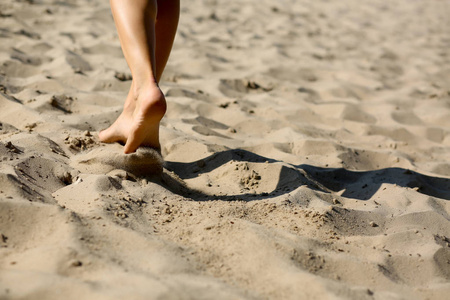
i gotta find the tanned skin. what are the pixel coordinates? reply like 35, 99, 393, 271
99, 0, 180, 154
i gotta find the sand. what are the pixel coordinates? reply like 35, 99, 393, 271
1, 0, 450, 299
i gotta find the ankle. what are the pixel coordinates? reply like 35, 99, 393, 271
135, 84, 167, 118
132, 79, 159, 97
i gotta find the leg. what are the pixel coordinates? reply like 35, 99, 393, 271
99, 0, 179, 154
155, 0, 180, 82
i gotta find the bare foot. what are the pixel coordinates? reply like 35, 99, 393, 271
98, 110, 132, 145
99, 83, 166, 154
98, 89, 135, 146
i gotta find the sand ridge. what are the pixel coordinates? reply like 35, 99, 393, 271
1, 0, 450, 299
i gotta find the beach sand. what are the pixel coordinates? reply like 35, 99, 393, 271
1, 0, 450, 299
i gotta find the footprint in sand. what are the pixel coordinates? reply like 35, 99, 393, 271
218, 79, 271, 98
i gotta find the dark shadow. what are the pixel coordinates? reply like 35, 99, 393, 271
0, 91, 22, 104
299, 165, 450, 201
159, 149, 450, 202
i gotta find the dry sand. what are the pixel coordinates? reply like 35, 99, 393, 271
1, 0, 450, 299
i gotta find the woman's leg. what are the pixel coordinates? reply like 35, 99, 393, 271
99, 0, 179, 154
155, 0, 180, 82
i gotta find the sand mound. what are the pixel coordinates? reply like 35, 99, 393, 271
72, 143, 163, 176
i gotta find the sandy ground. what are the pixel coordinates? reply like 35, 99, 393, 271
1, 0, 450, 299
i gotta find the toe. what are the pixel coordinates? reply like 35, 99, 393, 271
99, 127, 122, 144
98, 129, 111, 142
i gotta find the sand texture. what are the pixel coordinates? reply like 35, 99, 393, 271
1, 0, 450, 299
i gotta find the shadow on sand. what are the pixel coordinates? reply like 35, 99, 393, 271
159, 149, 450, 202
